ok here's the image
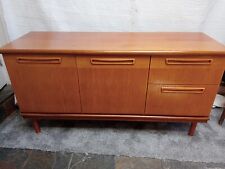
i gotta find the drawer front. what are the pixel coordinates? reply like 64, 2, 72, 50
145, 84, 218, 117
149, 56, 224, 85
77, 56, 150, 114
4, 54, 81, 113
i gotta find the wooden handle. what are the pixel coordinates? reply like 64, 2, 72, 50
166, 58, 213, 65
161, 86, 205, 94
90, 58, 135, 65
17, 57, 61, 64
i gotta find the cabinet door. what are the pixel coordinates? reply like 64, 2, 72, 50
77, 56, 150, 114
4, 54, 81, 113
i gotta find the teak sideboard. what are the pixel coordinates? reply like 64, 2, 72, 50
1, 32, 225, 136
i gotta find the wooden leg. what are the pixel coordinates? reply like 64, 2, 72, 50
219, 109, 225, 125
188, 122, 197, 136
32, 120, 41, 133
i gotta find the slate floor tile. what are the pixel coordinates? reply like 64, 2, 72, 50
204, 162, 225, 169
0, 148, 30, 169
0, 161, 16, 169
52, 151, 72, 169
69, 153, 115, 169
162, 159, 206, 169
0, 148, 224, 169
115, 156, 163, 169
23, 150, 55, 169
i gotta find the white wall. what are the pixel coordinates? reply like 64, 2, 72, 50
0, 0, 225, 84
0, 2, 10, 86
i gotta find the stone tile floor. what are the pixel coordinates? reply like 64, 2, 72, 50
0, 148, 224, 169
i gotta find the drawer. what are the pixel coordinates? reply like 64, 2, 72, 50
145, 84, 218, 117
149, 56, 224, 85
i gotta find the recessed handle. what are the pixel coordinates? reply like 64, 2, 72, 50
90, 58, 135, 65
166, 58, 213, 65
17, 57, 61, 64
161, 86, 205, 94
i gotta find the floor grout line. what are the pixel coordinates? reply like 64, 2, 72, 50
51, 152, 57, 169
67, 153, 73, 169
21, 149, 33, 169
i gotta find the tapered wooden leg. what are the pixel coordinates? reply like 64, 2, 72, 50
32, 120, 41, 134
188, 122, 197, 136
219, 109, 225, 125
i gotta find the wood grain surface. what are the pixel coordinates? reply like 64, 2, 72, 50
145, 84, 219, 116
1, 32, 225, 55
21, 112, 209, 122
149, 55, 225, 85
4, 54, 81, 113
77, 55, 150, 114
2, 32, 225, 135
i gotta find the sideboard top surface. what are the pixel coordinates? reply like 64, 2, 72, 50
1, 32, 225, 55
